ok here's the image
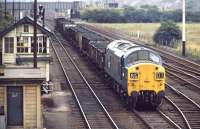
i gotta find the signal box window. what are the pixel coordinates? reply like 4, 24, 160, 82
4, 37, 14, 53
24, 24, 29, 32
31, 36, 47, 54
43, 36, 47, 53
17, 37, 29, 53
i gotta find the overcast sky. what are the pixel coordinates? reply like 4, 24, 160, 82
5, 0, 85, 2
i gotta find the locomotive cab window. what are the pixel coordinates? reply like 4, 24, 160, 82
149, 52, 160, 64
126, 52, 138, 66
125, 50, 161, 66
138, 50, 149, 60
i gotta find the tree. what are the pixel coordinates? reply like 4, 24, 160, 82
153, 21, 181, 47
0, 2, 13, 31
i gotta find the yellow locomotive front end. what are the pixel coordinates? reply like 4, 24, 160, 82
127, 63, 165, 108
128, 63, 165, 95
123, 48, 165, 109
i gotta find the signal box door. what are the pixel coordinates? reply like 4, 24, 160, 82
7, 87, 23, 126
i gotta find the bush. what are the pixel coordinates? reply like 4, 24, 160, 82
153, 21, 181, 47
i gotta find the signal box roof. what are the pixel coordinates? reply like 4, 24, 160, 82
0, 16, 53, 38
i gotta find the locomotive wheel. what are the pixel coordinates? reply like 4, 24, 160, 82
117, 85, 121, 94
113, 83, 118, 94
153, 98, 163, 110
122, 92, 127, 101
152, 102, 160, 110
125, 96, 131, 110
151, 97, 163, 110
119, 89, 124, 100
130, 96, 136, 111
108, 80, 113, 88
153, 92, 164, 109
152, 104, 159, 110
131, 92, 138, 111
113, 84, 117, 92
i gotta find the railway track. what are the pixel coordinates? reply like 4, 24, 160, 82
166, 66, 200, 91
164, 63, 200, 78
165, 63, 200, 107
51, 32, 119, 129
48, 44, 87, 129
164, 60, 200, 77
52, 30, 187, 129
165, 84, 200, 129
160, 99, 188, 129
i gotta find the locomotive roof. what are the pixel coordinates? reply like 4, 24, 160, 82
107, 40, 159, 58
107, 40, 137, 53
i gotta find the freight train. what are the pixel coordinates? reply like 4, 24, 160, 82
55, 18, 166, 109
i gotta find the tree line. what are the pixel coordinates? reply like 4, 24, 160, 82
81, 5, 200, 23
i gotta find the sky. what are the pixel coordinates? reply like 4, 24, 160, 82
5, 0, 85, 2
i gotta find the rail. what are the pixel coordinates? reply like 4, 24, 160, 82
51, 32, 120, 129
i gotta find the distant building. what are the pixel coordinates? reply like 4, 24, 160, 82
5, 1, 86, 20
0, 16, 52, 129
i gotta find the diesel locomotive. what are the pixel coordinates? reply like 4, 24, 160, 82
55, 18, 166, 109
105, 40, 165, 108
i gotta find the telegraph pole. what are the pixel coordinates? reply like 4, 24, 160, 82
4, 0, 6, 18
42, 8, 45, 27
182, 0, 186, 56
33, 0, 37, 68
12, 0, 14, 18
18, 0, 21, 20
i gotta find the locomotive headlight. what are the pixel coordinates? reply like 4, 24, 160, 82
130, 72, 139, 80
155, 72, 165, 80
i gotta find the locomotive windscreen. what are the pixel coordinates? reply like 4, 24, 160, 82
125, 50, 162, 66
